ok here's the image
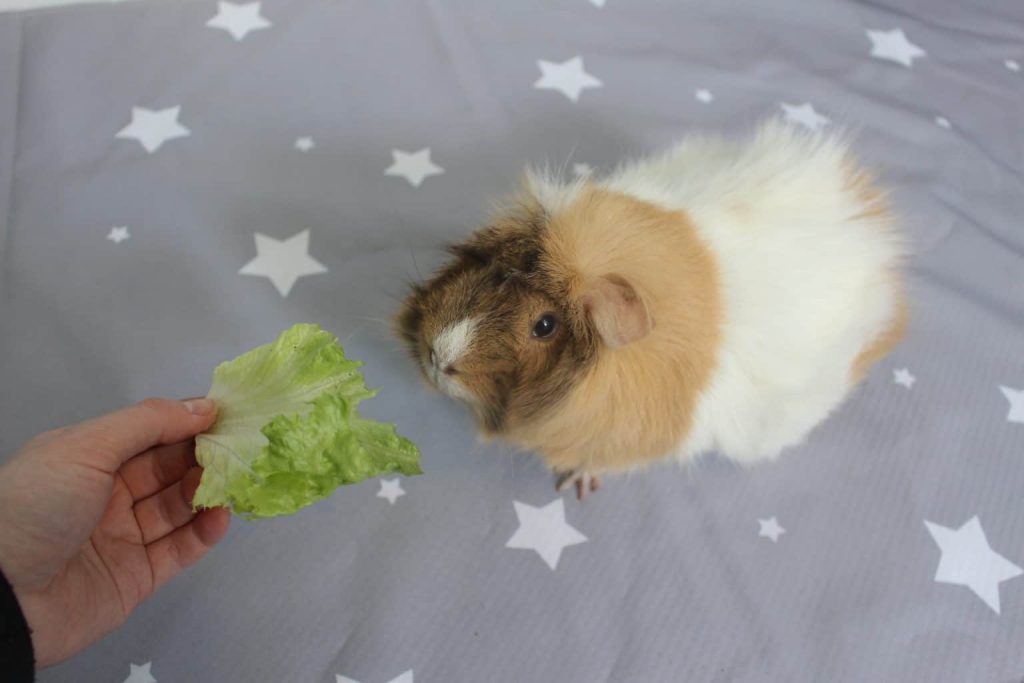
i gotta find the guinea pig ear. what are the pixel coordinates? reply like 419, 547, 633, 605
580, 274, 653, 349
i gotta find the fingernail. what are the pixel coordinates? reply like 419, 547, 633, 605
184, 398, 216, 416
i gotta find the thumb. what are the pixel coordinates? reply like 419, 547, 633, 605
70, 397, 218, 472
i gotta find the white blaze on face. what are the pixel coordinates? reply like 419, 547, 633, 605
430, 318, 478, 401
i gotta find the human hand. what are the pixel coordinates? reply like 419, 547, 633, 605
0, 398, 231, 667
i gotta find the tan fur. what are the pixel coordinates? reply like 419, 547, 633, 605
851, 281, 908, 383
843, 164, 908, 384
505, 188, 722, 475
399, 138, 907, 483
844, 164, 891, 224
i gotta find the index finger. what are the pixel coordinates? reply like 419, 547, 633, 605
119, 440, 198, 501
69, 397, 218, 473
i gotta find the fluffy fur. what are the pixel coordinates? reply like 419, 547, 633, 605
397, 120, 905, 481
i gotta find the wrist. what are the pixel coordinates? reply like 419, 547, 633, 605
0, 566, 36, 678
0, 542, 51, 670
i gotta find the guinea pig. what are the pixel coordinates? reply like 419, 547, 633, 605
396, 120, 906, 499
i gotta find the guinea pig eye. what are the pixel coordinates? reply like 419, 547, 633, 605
532, 314, 557, 339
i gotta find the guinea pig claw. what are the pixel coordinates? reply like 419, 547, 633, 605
576, 474, 601, 500
555, 470, 601, 500
555, 470, 576, 493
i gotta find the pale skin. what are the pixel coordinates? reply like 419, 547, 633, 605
0, 398, 231, 668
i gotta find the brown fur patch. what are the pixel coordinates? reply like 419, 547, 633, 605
394, 196, 598, 434
505, 188, 722, 475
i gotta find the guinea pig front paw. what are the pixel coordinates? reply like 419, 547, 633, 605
554, 469, 601, 501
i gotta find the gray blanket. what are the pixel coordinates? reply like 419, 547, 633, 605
2, 0, 1023, 681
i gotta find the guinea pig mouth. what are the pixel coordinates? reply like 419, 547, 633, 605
424, 362, 477, 404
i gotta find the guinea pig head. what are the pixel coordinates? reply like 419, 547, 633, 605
396, 198, 653, 435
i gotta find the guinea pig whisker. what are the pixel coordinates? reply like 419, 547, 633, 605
381, 290, 407, 306
351, 316, 393, 330
558, 143, 579, 181
408, 246, 424, 280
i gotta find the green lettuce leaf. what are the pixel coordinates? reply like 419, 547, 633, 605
193, 323, 422, 518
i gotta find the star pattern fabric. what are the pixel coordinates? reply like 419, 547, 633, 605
506, 499, 587, 570
107, 226, 130, 244
925, 517, 1023, 614
238, 229, 328, 296
534, 57, 602, 102
206, 2, 271, 41
385, 148, 444, 187
4, 1, 1024, 680
337, 671, 413, 683
867, 28, 926, 67
377, 479, 405, 505
123, 662, 157, 683
780, 102, 829, 132
115, 106, 190, 153
1000, 386, 1024, 423
758, 517, 785, 542
893, 368, 915, 389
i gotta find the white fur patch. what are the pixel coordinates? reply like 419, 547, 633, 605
429, 318, 479, 403
433, 318, 478, 369
598, 120, 904, 464
525, 167, 587, 215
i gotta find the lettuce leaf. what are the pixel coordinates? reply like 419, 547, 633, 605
193, 323, 422, 518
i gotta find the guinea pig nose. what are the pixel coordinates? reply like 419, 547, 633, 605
443, 364, 459, 376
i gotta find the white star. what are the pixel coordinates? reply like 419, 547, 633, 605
780, 102, 830, 132
294, 136, 315, 152
377, 479, 405, 505
1006, 59, 1021, 72
336, 671, 412, 683
239, 229, 328, 297
758, 517, 785, 542
385, 148, 444, 187
123, 662, 157, 683
206, 2, 271, 41
573, 163, 593, 177
505, 499, 587, 570
115, 106, 190, 154
107, 226, 130, 244
867, 28, 926, 68
934, 116, 951, 129
925, 516, 1023, 614
695, 88, 713, 103
1000, 386, 1024, 424
893, 368, 916, 389
534, 57, 603, 102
